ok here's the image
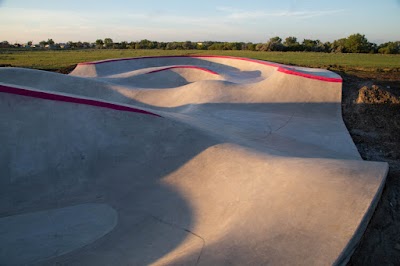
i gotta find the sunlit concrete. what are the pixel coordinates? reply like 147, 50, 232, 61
0, 56, 388, 265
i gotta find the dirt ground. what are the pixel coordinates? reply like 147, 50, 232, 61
339, 70, 400, 265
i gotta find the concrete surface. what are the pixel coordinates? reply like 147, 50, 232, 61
0, 55, 388, 265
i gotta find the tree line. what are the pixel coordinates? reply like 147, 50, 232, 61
1, 33, 399, 54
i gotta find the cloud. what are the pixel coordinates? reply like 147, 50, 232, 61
216, 6, 266, 19
275, 9, 347, 19
217, 6, 346, 20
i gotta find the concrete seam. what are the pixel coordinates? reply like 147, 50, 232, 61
149, 214, 206, 265
273, 111, 296, 133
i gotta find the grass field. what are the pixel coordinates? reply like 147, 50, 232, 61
1, 49, 399, 72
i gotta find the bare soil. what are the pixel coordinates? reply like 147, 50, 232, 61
340, 70, 400, 265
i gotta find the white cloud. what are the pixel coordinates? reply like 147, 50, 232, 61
216, 6, 346, 20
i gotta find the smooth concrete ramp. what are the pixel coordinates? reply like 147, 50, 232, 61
0, 56, 388, 265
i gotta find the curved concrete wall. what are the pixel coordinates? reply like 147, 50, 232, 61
0, 56, 387, 265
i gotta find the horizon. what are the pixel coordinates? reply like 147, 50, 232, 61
0, 0, 399, 44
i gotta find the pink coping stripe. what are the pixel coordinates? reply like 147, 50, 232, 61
78, 55, 342, 83
0, 85, 161, 117
146, 65, 219, 75
276, 67, 342, 83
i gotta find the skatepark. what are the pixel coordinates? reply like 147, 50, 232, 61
0, 55, 388, 265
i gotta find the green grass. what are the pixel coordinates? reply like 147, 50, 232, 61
1, 49, 399, 72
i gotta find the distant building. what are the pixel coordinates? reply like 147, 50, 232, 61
45, 44, 55, 49
59, 43, 70, 49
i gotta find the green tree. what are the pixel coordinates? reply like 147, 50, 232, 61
157, 42, 167, 49
67, 41, 77, 49
284, 36, 300, 51
75, 41, 84, 48
95, 39, 104, 49
208, 42, 224, 50
198, 41, 213, 50
128, 41, 137, 49
39, 40, 48, 48
82, 42, 91, 48
323, 41, 332, 53
331, 38, 346, 53
344, 33, 373, 53
255, 43, 268, 51
244, 42, 256, 51
265, 37, 284, 51
182, 41, 193, 50
137, 39, 153, 49
229, 42, 242, 50
302, 39, 315, 51
104, 38, 113, 49
302, 39, 325, 52
120, 41, 128, 49
378, 41, 400, 54
0, 41, 10, 48
165, 42, 176, 50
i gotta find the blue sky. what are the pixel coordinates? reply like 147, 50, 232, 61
0, 0, 399, 44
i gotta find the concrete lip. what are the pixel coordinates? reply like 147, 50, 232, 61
0, 56, 387, 265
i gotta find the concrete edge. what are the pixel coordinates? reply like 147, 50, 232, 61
333, 162, 389, 266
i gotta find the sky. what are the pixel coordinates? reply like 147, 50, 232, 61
0, 0, 399, 44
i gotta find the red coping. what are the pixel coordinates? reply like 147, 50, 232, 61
276, 67, 342, 83
0, 85, 161, 117
146, 65, 219, 75
78, 55, 342, 83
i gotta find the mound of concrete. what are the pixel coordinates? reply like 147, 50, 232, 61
0, 56, 387, 265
